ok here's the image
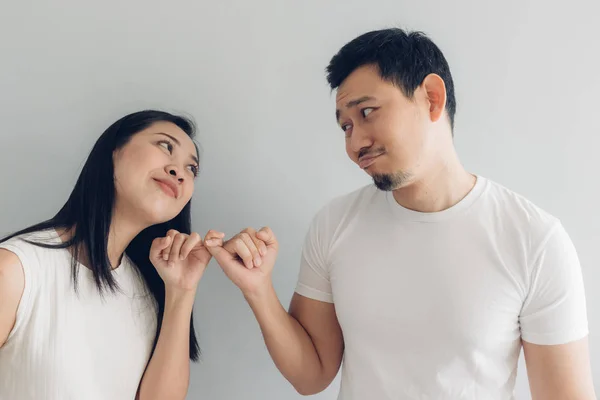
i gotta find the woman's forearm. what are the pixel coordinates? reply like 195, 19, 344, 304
137, 289, 195, 400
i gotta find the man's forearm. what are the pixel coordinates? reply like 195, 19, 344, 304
138, 289, 195, 400
245, 284, 328, 395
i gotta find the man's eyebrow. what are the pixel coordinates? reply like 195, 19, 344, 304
346, 96, 374, 108
336, 96, 375, 121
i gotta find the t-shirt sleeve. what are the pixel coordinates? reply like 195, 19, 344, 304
294, 211, 334, 303
519, 222, 589, 345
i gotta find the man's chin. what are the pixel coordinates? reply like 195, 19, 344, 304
372, 174, 396, 191
371, 171, 411, 191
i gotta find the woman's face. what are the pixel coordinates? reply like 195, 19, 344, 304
113, 121, 199, 226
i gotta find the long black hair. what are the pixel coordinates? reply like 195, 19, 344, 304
0, 110, 201, 361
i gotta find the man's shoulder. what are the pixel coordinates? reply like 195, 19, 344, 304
327, 183, 379, 208
482, 177, 560, 235
306, 184, 382, 237
315, 183, 379, 218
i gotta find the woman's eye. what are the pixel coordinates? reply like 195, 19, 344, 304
158, 141, 173, 153
362, 108, 374, 117
188, 165, 199, 177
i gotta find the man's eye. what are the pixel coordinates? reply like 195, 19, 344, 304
362, 108, 374, 117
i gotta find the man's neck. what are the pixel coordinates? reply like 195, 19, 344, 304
392, 154, 476, 213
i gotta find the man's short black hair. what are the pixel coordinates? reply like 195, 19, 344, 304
326, 28, 457, 129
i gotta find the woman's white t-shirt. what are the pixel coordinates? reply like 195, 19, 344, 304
0, 230, 157, 400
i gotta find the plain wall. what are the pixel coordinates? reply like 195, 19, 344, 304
0, 0, 598, 398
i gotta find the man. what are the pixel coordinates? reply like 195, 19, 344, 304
205, 28, 596, 399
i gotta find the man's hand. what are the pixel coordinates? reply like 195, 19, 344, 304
205, 227, 278, 296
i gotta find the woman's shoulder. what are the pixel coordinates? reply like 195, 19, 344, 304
0, 245, 26, 347
0, 229, 60, 345
0, 229, 61, 260
0, 247, 25, 287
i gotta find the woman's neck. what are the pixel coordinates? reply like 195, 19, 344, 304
57, 213, 146, 270
106, 211, 146, 268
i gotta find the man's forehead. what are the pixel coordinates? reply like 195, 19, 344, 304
335, 89, 350, 105
336, 81, 382, 106
335, 85, 370, 105
335, 87, 378, 108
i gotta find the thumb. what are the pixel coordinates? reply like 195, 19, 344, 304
150, 236, 172, 259
204, 241, 230, 260
257, 227, 278, 249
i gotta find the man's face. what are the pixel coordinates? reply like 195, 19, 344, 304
335, 65, 436, 191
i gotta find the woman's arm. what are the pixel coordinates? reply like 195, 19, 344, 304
136, 230, 223, 400
0, 249, 25, 347
137, 289, 195, 400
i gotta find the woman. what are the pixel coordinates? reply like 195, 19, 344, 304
0, 110, 223, 400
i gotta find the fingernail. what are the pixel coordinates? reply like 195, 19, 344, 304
254, 257, 262, 267
168, 261, 174, 268
180, 255, 185, 260
260, 248, 266, 256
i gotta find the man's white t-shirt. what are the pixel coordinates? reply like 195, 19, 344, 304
295, 176, 589, 399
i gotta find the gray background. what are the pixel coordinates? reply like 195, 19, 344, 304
0, 0, 598, 398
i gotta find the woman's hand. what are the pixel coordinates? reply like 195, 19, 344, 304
150, 229, 224, 292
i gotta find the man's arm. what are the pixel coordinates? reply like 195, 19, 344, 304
207, 227, 344, 395
245, 287, 344, 395
523, 337, 596, 399
520, 222, 595, 399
